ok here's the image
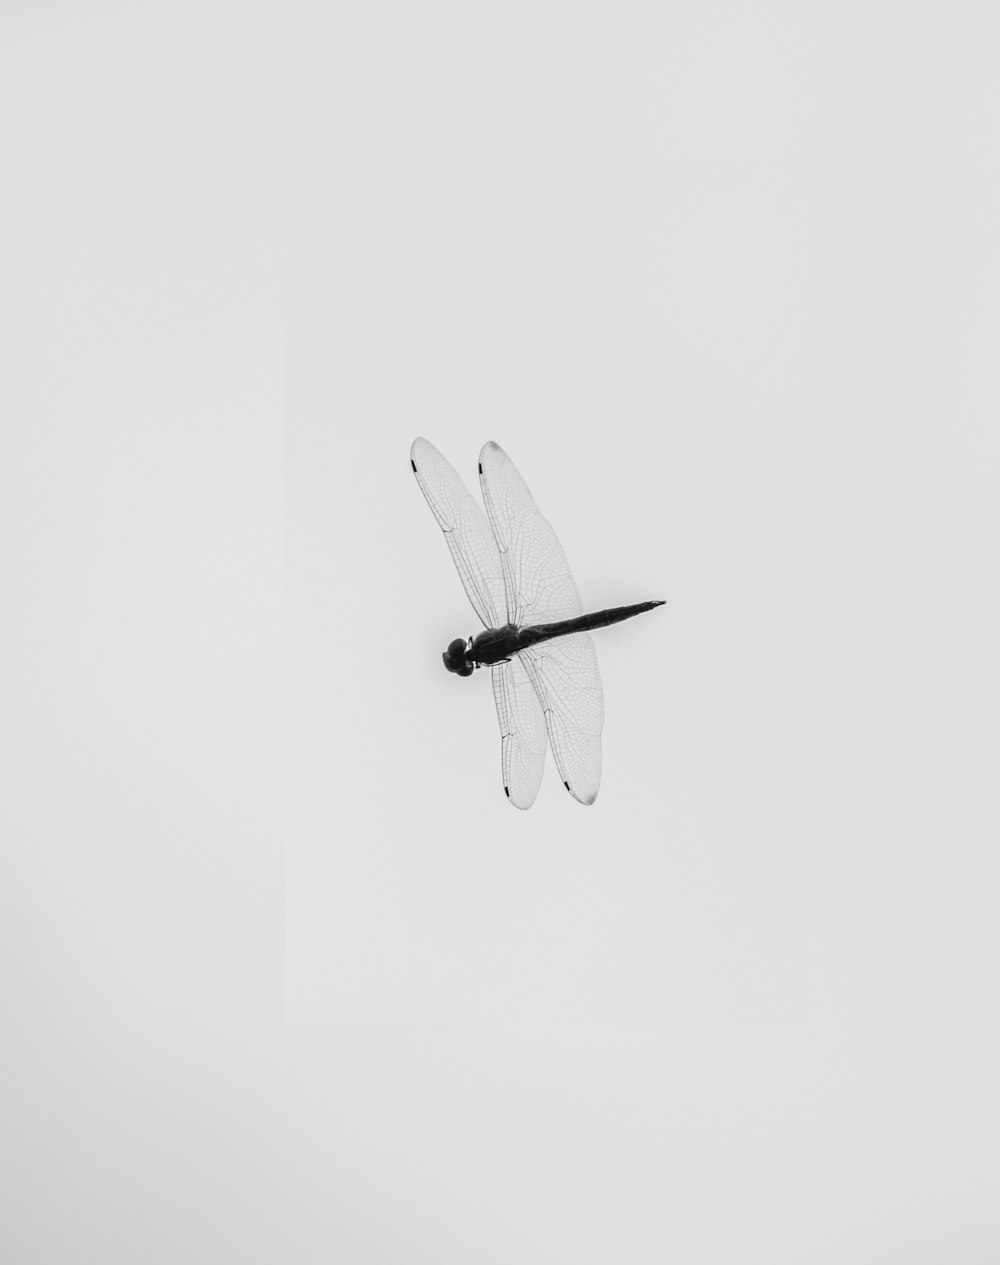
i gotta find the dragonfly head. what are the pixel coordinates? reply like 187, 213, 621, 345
443, 637, 474, 677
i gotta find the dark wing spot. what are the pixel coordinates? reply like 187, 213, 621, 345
411, 459, 417, 472
505, 785, 510, 797
564, 781, 571, 791
478, 462, 483, 474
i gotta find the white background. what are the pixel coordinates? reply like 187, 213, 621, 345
4, 1, 1000, 1260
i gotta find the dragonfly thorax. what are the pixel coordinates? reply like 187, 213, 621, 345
442, 637, 474, 677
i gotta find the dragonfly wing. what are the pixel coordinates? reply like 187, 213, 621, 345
411, 437, 505, 629
491, 656, 547, 809
478, 441, 583, 627
519, 634, 603, 805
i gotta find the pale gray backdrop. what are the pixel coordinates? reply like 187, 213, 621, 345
4, 1, 999, 1261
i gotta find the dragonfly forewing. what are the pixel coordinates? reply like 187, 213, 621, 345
492, 656, 547, 810
410, 437, 506, 630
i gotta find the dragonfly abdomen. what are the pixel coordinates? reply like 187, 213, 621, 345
516, 600, 665, 650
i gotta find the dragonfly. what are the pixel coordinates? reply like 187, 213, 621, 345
410, 438, 665, 808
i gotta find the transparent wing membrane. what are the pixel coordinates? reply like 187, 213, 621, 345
410, 437, 505, 630
520, 634, 603, 805
492, 657, 547, 810
478, 441, 584, 627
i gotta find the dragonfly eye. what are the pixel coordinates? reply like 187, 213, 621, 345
443, 638, 473, 676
